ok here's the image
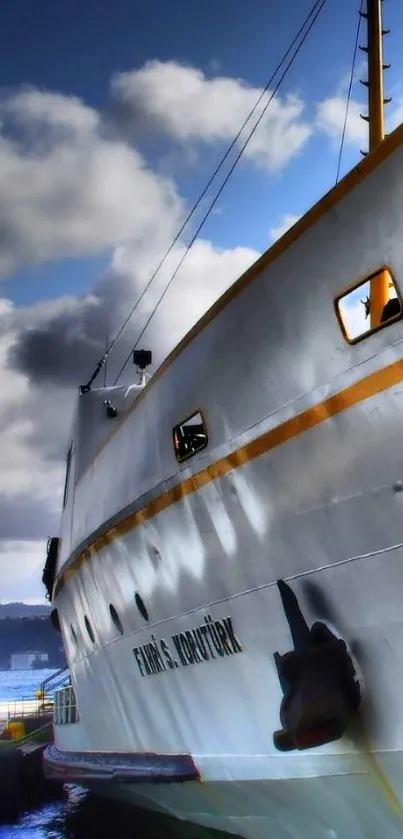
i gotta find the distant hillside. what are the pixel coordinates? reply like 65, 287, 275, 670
0, 615, 66, 670
0, 602, 51, 619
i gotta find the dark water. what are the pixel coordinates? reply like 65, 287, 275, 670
0, 671, 229, 839
0, 785, 229, 839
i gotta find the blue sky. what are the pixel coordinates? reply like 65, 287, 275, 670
1, 0, 403, 602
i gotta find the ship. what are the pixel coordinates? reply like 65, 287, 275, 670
42, 1, 403, 836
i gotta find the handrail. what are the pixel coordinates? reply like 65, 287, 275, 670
41, 665, 70, 694
45, 673, 71, 694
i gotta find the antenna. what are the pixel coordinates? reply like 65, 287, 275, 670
360, 0, 391, 328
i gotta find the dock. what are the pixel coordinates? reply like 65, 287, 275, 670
0, 668, 69, 822
0, 713, 63, 822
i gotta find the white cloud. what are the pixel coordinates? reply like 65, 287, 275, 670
0, 88, 183, 278
111, 60, 312, 172
317, 90, 403, 151
2, 87, 99, 139
109, 238, 259, 365
316, 95, 367, 146
269, 213, 301, 242
0, 298, 12, 316
0, 62, 312, 281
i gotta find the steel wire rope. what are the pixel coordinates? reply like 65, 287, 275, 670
113, 0, 328, 385
80, 0, 327, 391
335, 0, 364, 184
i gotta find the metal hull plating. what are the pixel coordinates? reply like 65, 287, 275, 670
50, 126, 403, 838
88, 769, 403, 839
47, 748, 403, 838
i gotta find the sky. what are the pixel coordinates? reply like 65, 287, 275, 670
1, 0, 403, 604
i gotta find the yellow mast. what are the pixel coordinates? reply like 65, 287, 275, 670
362, 0, 390, 328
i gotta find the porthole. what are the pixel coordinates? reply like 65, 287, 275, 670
109, 604, 124, 635
84, 615, 95, 643
135, 592, 149, 622
70, 624, 78, 646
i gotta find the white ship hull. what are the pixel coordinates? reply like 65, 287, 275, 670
89, 767, 403, 839
44, 124, 403, 838
47, 744, 403, 838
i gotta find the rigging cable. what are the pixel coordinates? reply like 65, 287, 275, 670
335, 0, 364, 184
80, 0, 327, 393
113, 0, 328, 386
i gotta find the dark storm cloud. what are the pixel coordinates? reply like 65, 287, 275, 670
7, 269, 138, 388
9, 317, 105, 387
0, 493, 60, 540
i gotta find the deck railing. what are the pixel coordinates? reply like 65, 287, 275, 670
41, 664, 70, 694
0, 665, 71, 723
0, 696, 53, 722
53, 685, 79, 724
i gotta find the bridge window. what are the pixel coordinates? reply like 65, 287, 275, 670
336, 268, 402, 343
173, 410, 208, 462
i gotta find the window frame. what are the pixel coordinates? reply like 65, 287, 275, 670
172, 408, 209, 464
334, 265, 402, 345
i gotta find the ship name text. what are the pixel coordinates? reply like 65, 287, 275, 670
132, 614, 243, 677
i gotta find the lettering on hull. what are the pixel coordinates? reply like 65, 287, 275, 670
132, 614, 243, 677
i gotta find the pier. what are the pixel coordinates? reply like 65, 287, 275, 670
0, 667, 69, 822
0, 713, 59, 822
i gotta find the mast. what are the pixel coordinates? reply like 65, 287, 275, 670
361, 0, 390, 328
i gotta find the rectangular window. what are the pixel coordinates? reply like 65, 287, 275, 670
335, 268, 402, 344
173, 411, 208, 462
